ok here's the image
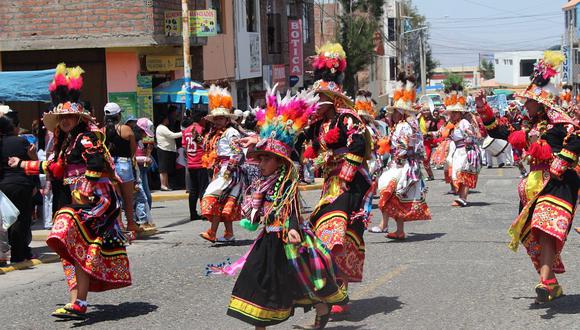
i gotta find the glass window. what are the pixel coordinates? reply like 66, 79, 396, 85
387, 18, 396, 41
268, 13, 282, 54
389, 57, 396, 80
208, 0, 224, 34
246, 0, 258, 32
302, 3, 312, 44
520, 59, 536, 77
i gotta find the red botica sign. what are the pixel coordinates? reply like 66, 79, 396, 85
288, 19, 303, 87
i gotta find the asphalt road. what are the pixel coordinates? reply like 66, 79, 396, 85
2, 167, 580, 329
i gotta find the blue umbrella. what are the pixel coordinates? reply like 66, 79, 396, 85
153, 79, 208, 105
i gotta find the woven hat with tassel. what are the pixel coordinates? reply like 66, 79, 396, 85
205, 84, 238, 122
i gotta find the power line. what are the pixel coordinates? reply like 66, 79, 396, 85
428, 12, 561, 22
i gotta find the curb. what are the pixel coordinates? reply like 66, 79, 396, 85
0, 254, 60, 275
152, 183, 323, 202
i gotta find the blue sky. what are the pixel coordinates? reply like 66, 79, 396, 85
412, 0, 565, 67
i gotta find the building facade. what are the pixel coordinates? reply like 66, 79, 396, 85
493, 51, 545, 88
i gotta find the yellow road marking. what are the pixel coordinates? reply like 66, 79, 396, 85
351, 264, 409, 300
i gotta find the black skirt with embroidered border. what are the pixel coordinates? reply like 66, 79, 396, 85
227, 231, 348, 327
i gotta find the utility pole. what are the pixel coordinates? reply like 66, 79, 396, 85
419, 31, 426, 96
182, 0, 192, 110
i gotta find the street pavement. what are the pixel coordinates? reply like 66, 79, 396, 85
2, 167, 580, 329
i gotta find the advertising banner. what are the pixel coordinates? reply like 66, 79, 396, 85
108, 92, 138, 119
137, 75, 153, 119
190, 10, 217, 37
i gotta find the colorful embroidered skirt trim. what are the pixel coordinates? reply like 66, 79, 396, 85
200, 195, 241, 221
313, 210, 365, 282
378, 181, 431, 221
47, 208, 131, 292
454, 171, 478, 189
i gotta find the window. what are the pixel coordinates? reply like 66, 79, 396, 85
246, 0, 258, 32
267, 13, 282, 54
387, 18, 396, 41
389, 57, 396, 81
302, 3, 312, 43
508, 59, 513, 65
208, 0, 224, 33
520, 59, 536, 77
495, 59, 499, 65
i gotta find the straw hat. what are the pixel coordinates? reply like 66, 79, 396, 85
204, 84, 239, 122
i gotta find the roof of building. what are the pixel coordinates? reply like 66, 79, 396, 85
432, 66, 479, 73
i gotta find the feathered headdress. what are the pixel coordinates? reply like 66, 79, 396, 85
253, 84, 319, 162
312, 43, 347, 75
43, 63, 93, 131
205, 84, 237, 121
355, 90, 375, 119
388, 72, 418, 113
443, 84, 467, 113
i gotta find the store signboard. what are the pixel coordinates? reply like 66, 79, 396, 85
146, 55, 191, 71
165, 10, 217, 37
108, 92, 138, 119
288, 19, 303, 88
272, 64, 286, 88
137, 75, 153, 119
190, 10, 217, 36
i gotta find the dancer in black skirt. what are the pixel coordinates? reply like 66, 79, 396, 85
213, 87, 348, 329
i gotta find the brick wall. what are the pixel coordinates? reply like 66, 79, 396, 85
0, 0, 206, 51
313, 2, 340, 48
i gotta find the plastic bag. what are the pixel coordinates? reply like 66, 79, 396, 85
0, 191, 20, 230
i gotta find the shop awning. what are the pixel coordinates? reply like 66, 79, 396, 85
153, 79, 208, 105
493, 89, 515, 96
0, 68, 55, 102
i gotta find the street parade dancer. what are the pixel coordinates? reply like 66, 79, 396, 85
199, 84, 243, 243
377, 73, 431, 240
8, 64, 131, 319
298, 43, 372, 314
211, 86, 348, 330
430, 85, 482, 207
476, 51, 580, 303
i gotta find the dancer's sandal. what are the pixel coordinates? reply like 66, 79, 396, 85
330, 304, 350, 314
51, 303, 87, 320
369, 226, 388, 233
535, 278, 563, 304
301, 304, 331, 329
452, 199, 468, 207
386, 232, 406, 240
199, 230, 216, 243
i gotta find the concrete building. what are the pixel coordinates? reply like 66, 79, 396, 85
0, 0, 215, 127
430, 66, 480, 89
563, 0, 579, 93
493, 51, 544, 88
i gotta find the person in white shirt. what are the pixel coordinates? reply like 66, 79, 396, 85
155, 112, 182, 191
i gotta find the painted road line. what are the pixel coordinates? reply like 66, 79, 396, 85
351, 264, 409, 300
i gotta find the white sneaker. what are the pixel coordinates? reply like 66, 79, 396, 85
216, 235, 236, 243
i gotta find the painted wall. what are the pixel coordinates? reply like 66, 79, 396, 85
105, 51, 140, 92
203, 0, 235, 80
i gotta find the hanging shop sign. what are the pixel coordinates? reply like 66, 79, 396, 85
288, 19, 303, 88
164, 10, 217, 37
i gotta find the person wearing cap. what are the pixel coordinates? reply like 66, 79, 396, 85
377, 73, 432, 240
133, 118, 157, 232
199, 84, 243, 243
9, 64, 131, 319
104, 102, 140, 233
182, 111, 209, 221
477, 52, 580, 304
155, 109, 182, 191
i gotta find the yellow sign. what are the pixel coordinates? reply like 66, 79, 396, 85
164, 10, 217, 37
146, 55, 191, 72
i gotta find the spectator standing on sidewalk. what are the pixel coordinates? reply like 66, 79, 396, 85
0, 113, 36, 263
156, 110, 182, 191
133, 118, 157, 231
182, 112, 209, 221
104, 103, 140, 233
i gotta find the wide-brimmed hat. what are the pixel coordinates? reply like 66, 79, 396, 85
43, 63, 94, 131
43, 102, 93, 131
515, 51, 564, 111
204, 84, 238, 122
313, 79, 354, 109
